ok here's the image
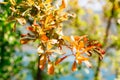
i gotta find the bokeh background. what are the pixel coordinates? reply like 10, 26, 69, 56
0, 0, 120, 80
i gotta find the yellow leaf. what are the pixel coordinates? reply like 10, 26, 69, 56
10, 0, 16, 5
27, 0, 34, 5
47, 62, 54, 75
72, 61, 77, 71
46, 0, 52, 3
47, 42, 53, 50
76, 56, 88, 64
62, 36, 71, 42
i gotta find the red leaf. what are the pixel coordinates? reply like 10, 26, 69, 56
27, 27, 34, 32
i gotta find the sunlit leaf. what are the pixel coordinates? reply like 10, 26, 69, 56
27, 0, 34, 5
72, 61, 77, 71
41, 34, 49, 41
76, 56, 88, 64
39, 54, 47, 70
46, 0, 52, 3
60, 0, 66, 10
20, 38, 30, 44
62, 36, 71, 42
47, 62, 54, 75
78, 41, 84, 49
55, 56, 67, 65
47, 42, 53, 50
16, 18, 26, 25
37, 46, 44, 53
10, 0, 16, 5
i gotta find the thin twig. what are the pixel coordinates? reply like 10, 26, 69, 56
94, 2, 115, 80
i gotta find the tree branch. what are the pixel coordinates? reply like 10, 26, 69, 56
94, 1, 115, 80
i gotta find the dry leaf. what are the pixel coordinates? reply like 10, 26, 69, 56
72, 61, 77, 71
78, 41, 84, 49
55, 56, 67, 65
41, 34, 49, 41
47, 62, 54, 75
60, 0, 66, 10
47, 42, 53, 50
39, 54, 47, 70
16, 18, 26, 25
20, 39, 30, 44
76, 56, 88, 64
46, 0, 52, 3
27, 26, 34, 32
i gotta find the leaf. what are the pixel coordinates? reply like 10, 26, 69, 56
72, 61, 77, 71
20, 38, 30, 44
62, 36, 71, 42
16, 18, 26, 25
41, 34, 49, 41
47, 42, 53, 50
55, 56, 67, 65
46, 0, 52, 3
10, 0, 16, 5
76, 56, 88, 64
60, 0, 66, 10
27, 0, 34, 5
39, 54, 47, 70
37, 46, 44, 53
78, 41, 84, 49
47, 62, 54, 75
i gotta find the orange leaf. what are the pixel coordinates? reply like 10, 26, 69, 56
55, 56, 67, 65
60, 0, 66, 10
20, 39, 30, 44
76, 56, 88, 64
74, 36, 80, 41
39, 54, 46, 70
47, 62, 54, 75
72, 61, 77, 71
78, 41, 84, 49
41, 34, 49, 41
